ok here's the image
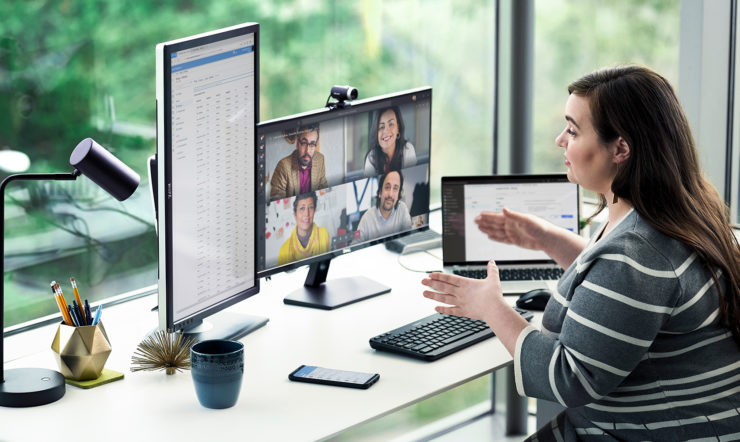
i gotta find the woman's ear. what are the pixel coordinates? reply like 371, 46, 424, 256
613, 137, 631, 164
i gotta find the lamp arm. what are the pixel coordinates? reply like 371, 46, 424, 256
1, 170, 79, 382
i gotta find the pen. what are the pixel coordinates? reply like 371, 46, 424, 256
70, 277, 86, 324
92, 304, 102, 326
68, 305, 79, 327
84, 300, 92, 326
72, 301, 84, 327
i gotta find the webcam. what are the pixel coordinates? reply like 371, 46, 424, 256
326, 85, 358, 110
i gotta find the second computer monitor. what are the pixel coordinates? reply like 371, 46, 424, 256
256, 87, 432, 308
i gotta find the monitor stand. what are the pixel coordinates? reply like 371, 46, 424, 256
283, 258, 391, 310
181, 311, 268, 342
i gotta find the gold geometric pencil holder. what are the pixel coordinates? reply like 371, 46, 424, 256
51, 322, 112, 381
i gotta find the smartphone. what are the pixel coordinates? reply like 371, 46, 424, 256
288, 365, 379, 389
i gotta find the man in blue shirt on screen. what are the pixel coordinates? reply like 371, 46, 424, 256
358, 170, 411, 241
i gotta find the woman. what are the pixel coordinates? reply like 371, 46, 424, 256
277, 191, 330, 265
422, 66, 740, 440
364, 106, 417, 176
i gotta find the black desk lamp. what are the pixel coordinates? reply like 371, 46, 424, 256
0, 138, 140, 407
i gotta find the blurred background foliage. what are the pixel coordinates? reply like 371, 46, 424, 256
531, 0, 679, 173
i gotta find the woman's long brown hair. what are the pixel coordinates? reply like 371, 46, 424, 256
569, 65, 740, 345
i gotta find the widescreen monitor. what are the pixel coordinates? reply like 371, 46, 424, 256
256, 87, 432, 309
155, 22, 265, 340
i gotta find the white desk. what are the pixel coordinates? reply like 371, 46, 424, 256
1, 243, 531, 442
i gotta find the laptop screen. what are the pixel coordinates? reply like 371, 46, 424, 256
442, 175, 579, 266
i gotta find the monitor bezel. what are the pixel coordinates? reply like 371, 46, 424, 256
256, 86, 433, 279
156, 22, 260, 333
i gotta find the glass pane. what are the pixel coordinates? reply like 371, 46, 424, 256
532, 0, 680, 177
2, 2, 494, 326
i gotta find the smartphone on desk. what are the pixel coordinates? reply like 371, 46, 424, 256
289, 365, 379, 389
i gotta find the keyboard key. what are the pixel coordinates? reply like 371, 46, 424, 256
441, 329, 474, 344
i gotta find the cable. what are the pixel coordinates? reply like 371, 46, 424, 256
396, 247, 444, 274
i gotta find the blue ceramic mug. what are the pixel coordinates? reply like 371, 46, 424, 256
190, 340, 244, 409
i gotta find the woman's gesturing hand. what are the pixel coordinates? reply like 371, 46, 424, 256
421, 261, 504, 322
474, 207, 549, 251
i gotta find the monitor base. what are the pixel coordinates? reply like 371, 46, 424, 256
283, 276, 391, 310
181, 311, 269, 342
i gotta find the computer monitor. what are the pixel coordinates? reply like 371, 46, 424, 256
155, 22, 266, 341
256, 87, 432, 309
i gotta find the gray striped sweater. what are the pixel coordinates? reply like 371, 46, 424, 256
515, 209, 740, 441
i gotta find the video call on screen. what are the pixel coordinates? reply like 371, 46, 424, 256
256, 90, 432, 272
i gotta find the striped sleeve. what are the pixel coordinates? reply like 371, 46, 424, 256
517, 231, 683, 407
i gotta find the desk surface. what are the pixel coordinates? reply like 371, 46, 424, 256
2, 240, 540, 442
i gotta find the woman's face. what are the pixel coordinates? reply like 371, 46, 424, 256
555, 94, 618, 195
377, 109, 399, 153
294, 197, 315, 236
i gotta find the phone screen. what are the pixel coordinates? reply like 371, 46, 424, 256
292, 365, 376, 384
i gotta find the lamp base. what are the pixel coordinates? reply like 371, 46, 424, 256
0, 368, 66, 407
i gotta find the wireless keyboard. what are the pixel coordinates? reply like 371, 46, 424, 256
369, 308, 534, 361
453, 267, 564, 281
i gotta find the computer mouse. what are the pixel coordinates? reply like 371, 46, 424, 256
516, 288, 552, 311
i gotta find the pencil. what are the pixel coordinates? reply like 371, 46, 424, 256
51, 282, 72, 325
54, 283, 74, 326
70, 277, 86, 324
55, 283, 69, 313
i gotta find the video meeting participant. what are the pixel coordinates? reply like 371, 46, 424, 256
270, 123, 328, 200
358, 170, 411, 241
364, 106, 417, 176
422, 65, 740, 440
277, 192, 330, 265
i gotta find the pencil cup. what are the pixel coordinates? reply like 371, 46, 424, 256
190, 340, 244, 409
51, 321, 112, 381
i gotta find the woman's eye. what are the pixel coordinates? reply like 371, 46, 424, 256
567, 128, 576, 137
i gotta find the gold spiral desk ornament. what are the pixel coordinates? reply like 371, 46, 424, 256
130, 330, 195, 375
51, 322, 112, 381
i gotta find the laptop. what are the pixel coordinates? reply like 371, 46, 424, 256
441, 174, 580, 293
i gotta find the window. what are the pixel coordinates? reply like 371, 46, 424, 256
531, 0, 681, 174
2, 2, 494, 326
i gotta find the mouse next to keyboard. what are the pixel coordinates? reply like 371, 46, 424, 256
516, 288, 552, 311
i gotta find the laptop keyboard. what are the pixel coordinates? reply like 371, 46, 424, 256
453, 267, 564, 281
369, 308, 534, 361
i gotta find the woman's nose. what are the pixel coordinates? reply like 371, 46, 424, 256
555, 131, 565, 148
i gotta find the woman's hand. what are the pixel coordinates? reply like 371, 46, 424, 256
474, 207, 549, 251
422, 260, 531, 356
421, 261, 504, 322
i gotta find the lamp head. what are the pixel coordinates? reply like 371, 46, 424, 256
69, 138, 140, 201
